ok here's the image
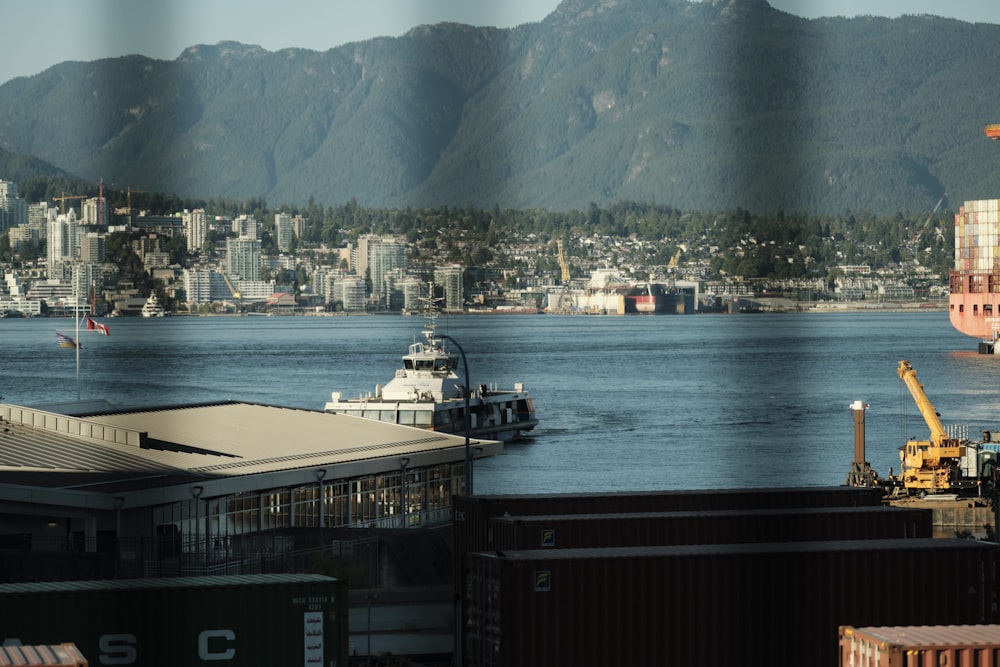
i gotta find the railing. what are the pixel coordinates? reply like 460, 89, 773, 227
0, 531, 384, 584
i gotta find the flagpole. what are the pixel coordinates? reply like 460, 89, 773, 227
75, 275, 80, 401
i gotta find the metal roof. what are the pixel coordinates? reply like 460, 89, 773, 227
0, 402, 498, 501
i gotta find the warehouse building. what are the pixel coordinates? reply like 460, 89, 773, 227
0, 401, 499, 580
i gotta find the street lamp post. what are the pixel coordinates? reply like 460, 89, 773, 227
439, 334, 473, 496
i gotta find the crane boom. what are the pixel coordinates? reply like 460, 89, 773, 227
896, 360, 950, 446
556, 239, 570, 284
894, 359, 967, 494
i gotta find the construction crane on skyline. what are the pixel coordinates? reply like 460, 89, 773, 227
557, 239, 570, 284
52, 192, 87, 214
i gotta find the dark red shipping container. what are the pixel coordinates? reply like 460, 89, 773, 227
454, 487, 885, 591
489, 505, 931, 551
463, 538, 1000, 667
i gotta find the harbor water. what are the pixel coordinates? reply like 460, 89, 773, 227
3, 310, 997, 493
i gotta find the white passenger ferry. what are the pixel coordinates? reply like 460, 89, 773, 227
324, 311, 537, 442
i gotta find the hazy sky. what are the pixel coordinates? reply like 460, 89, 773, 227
3, 1, 1000, 86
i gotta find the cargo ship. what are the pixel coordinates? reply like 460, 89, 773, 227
623, 283, 679, 314
949, 199, 1000, 352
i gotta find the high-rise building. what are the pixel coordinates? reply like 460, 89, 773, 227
227, 237, 262, 281
434, 264, 464, 311
81, 196, 107, 227
27, 202, 55, 239
333, 276, 367, 311
232, 214, 258, 240
292, 214, 308, 239
275, 213, 293, 252
80, 232, 105, 263
183, 209, 209, 252
0, 180, 27, 232
47, 210, 80, 269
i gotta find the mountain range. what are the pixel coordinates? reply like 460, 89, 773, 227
2, 0, 1000, 215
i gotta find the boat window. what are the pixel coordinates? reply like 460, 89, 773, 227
415, 411, 433, 426
379, 410, 396, 423
398, 410, 415, 425
434, 359, 450, 371
415, 360, 434, 370
404, 359, 414, 370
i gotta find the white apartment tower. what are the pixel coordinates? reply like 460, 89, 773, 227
81, 196, 107, 227
47, 210, 80, 269
183, 209, 209, 252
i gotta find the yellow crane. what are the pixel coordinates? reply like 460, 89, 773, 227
221, 270, 241, 301
52, 192, 87, 214
896, 360, 966, 493
556, 239, 570, 283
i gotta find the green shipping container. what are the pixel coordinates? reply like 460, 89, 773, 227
0, 573, 347, 667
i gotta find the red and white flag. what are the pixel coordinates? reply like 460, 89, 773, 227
86, 316, 110, 336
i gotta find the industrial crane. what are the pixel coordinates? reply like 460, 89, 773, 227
52, 192, 87, 214
556, 239, 570, 284
895, 360, 968, 493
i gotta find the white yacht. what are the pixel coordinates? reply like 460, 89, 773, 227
140, 294, 166, 318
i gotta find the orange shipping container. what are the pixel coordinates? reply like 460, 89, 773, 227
839, 625, 1000, 667
0, 643, 87, 666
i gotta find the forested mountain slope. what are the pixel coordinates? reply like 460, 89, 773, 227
1, 0, 999, 214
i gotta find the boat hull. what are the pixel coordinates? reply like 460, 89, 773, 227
948, 281, 1000, 340
623, 293, 679, 314
951, 201, 1000, 346
325, 392, 537, 442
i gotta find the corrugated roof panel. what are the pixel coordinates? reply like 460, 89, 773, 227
0, 402, 495, 489
853, 624, 1000, 646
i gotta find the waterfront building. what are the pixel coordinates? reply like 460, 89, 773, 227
435, 264, 464, 311
235, 279, 277, 302
399, 275, 426, 312
333, 275, 366, 311
353, 234, 408, 306
183, 267, 213, 305
0, 401, 499, 580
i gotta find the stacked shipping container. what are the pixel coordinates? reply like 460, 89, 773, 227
465, 539, 999, 667
488, 506, 932, 551
0, 574, 348, 667
454, 486, 885, 591
455, 488, 999, 667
